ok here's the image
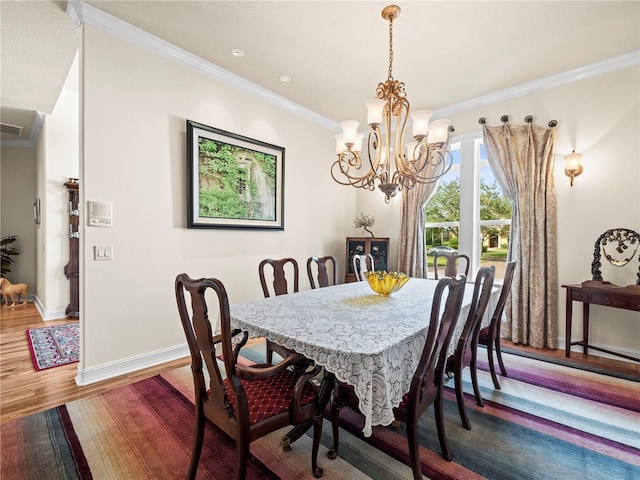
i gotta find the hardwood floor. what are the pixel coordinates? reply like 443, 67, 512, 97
1, 302, 638, 425
0, 302, 189, 424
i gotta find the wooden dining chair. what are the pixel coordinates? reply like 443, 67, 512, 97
175, 273, 324, 480
259, 257, 300, 364
433, 253, 470, 279
328, 275, 467, 476
352, 253, 374, 281
478, 261, 516, 389
445, 266, 495, 430
307, 255, 338, 289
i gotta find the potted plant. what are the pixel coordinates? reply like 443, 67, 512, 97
1, 234, 19, 276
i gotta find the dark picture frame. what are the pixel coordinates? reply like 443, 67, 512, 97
186, 120, 285, 229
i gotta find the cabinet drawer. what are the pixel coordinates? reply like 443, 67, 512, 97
571, 291, 589, 302
589, 293, 628, 308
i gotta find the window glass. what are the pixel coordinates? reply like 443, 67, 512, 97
478, 143, 512, 279
425, 139, 511, 280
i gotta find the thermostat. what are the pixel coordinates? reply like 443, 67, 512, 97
88, 201, 113, 227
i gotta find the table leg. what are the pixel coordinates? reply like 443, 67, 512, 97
565, 293, 573, 358
280, 370, 335, 449
582, 303, 590, 355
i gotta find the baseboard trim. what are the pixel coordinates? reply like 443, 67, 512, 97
32, 297, 68, 321
75, 344, 190, 386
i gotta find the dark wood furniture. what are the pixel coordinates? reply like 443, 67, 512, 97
433, 253, 470, 280
478, 261, 517, 389
307, 255, 337, 289
259, 257, 300, 364
445, 267, 495, 430
328, 275, 467, 476
64, 179, 79, 318
345, 237, 389, 283
175, 274, 324, 480
562, 282, 640, 362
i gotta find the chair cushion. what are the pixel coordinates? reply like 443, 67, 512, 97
478, 326, 490, 344
224, 364, 317, 425
445, 354, 454, 376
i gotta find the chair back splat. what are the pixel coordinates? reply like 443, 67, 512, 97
259, 258, 301, 364
259, 257, 299, 297
175, 274, 324, 480
307, 255, 338, 289
329, 275, 467, 479
433, 253, 470, 279
352, 253, 374, 281
446, 266, 495, 430
479, 261, 516, 389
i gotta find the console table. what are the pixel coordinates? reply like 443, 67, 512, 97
562, 282, 640, 362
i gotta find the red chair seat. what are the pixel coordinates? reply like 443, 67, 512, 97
225, 364, 317, 425
478, 326, 490, 344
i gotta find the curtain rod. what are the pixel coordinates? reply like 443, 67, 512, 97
478, 116, 557, 128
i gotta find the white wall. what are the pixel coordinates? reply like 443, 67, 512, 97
38, 52, 80, 318
78, 25, 354, 381
0, 146, 36, 291
363, 65, 640, 359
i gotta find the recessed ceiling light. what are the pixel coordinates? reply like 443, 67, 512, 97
230, 48, 244, 58
279, 75, 291, 83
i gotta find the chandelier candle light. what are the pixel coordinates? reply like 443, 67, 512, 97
331, 5, 454, 203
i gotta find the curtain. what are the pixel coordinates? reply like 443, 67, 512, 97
483, 122, 558, 349
398, 180, 439, 278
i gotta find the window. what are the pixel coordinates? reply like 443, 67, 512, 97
425, 136, 511, 280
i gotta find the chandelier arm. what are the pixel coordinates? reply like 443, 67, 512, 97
331, 151, 380, 190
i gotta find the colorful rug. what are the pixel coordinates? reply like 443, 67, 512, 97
26, 323, 79, 371
2, 349, 639, 479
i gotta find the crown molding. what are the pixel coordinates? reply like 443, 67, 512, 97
67, 2, 638, 133
435, 51, 639, 119
66, 1, 339, 132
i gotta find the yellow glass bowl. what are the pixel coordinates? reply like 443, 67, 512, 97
364, 271, 410, 295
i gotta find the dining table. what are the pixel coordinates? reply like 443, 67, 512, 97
230, 277, 499, 438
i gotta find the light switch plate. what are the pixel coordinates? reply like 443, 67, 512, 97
94, 245, 113, 260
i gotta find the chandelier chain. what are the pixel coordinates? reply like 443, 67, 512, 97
388, 17, 394, 80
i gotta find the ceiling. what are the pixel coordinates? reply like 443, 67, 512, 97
2, 1, 639, 143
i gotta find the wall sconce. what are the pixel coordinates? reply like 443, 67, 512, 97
564, 150, 583, 187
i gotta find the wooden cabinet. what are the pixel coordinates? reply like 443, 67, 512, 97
345, 237, 389, 283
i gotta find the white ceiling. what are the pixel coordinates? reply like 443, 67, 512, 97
2, 1, 639, 143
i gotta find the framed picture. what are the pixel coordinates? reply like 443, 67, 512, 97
186, 120, 285, 229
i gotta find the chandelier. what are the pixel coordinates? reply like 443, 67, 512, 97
331, 5, 454, 203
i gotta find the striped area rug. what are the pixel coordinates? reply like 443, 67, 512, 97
1, 350, 639, 479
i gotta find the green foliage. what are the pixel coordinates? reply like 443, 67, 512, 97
1, 235, 18, 276
425, 177, 512, 244
197, 139, 277, 220
425, 178, 461, 237
479, 181, 512, 242
448, 238, 459, 248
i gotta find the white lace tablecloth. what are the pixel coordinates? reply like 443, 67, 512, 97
230, 278, 498, 437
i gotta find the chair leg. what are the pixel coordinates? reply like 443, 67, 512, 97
406, 418, 423, 480
235, 437, 250, 480
454, 364, 471, 430
434, 391, 452, 461
470, 353, 484, 407
312, 413, 324, 478
186, 409, 206, 480
327, 392, 343, 460
266, 340, 274, 365
486, 340, 502, 390
495, 337, 508, 376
